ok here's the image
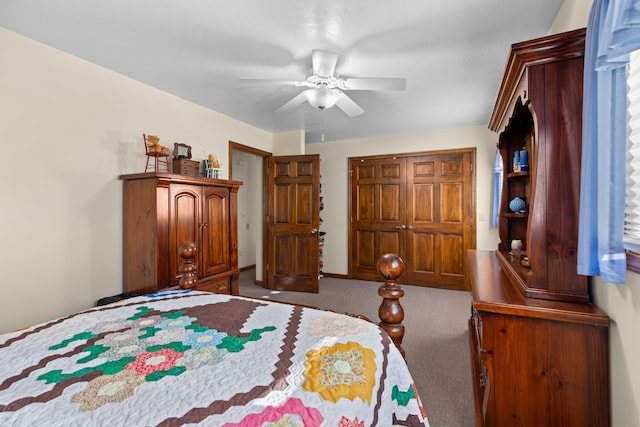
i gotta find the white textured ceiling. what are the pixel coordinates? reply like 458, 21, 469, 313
0, 0, 564, 143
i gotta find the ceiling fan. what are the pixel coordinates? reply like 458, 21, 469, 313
240, 50, 406, 117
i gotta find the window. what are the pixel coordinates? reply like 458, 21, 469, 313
625, 49, 640, 273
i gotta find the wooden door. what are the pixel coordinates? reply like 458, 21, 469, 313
201, 186, 230, 278
266, 154, 321, 292
405, 152, 474, 289
350, 149, 475, 291
168, 184, 201, 287
350, 157, 407, 281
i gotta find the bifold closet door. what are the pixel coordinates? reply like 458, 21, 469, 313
350, 157, 407, 281
350, 149, 475, 291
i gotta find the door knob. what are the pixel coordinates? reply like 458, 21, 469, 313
407, 225, 415, 230
311, 228, 318, 234
395, 225, 406, 229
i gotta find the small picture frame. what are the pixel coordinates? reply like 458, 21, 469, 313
173, 143, 192, 159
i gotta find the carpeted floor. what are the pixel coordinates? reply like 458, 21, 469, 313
238, 269, 476, 427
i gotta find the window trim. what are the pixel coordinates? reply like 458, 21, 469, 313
626, 250, 640, 273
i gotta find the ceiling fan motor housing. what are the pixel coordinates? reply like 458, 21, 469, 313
306, 84, 341, 109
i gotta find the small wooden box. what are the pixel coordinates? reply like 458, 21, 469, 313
173, 159, 200, 176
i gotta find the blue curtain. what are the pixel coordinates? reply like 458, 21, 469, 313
578, 0, 640, 284
491, 149, 503, 228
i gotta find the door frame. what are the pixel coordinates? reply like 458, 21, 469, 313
228, 141, 271, 286
348, 147, 477, 287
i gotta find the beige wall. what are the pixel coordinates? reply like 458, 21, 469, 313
273, 130, 305, 155
0, 27, 272, 333
550, 1, 640, 426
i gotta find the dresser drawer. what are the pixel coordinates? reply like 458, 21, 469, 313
197, 276, 231, 294
173, 159, 200, 176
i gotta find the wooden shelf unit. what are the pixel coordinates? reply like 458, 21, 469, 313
467, 28, 610, 426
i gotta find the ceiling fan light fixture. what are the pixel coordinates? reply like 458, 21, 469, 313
306, 86, 341, 110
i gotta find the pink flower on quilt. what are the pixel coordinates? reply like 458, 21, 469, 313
308, 314, 369, 338
125, 348, 183, 376
339, 416, 365, 427
222, 397, 323, 427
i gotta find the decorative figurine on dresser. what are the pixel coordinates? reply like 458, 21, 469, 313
466, 28, 610, 426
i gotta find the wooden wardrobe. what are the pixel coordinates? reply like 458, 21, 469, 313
120, 172, 241, 295
467, 29, 610, 426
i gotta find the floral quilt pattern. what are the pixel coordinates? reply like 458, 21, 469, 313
0, 291, 428, 426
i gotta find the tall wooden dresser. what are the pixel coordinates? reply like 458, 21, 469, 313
467, 28, 611, 426
120, 173, 241, 295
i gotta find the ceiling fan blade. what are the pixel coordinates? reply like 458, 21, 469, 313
340, 77, 406, 91
312, 50, 339, 77
276, 90, 312, 112
238, 77, 304, 86
335, 92, 365, 117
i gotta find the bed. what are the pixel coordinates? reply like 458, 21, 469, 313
0, 252, 428, 426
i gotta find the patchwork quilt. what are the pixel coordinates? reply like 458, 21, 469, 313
0, 290, 428, 426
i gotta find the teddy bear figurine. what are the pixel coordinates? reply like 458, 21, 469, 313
145, 134, 170, 155
208, 154, 221, 168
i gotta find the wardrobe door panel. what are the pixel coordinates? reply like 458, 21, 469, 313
202, 186, 230, 277
169, 184, 200, 287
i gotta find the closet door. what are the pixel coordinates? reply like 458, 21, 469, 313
350, 157, 407, 281
350, 149, 475, 290
405, 152, 474, 289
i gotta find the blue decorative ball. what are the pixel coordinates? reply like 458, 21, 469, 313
509, 197, 526, 213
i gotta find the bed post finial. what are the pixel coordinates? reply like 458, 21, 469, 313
377, 253, 406, 358
178, 241, 198, 289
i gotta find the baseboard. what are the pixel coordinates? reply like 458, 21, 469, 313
255, 280, 263, 286
321, 272, 349, 279
242, 267, 346, 282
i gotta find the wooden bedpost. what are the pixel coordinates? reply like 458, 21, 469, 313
178, 241, 198, 289
377, 253, 406, 358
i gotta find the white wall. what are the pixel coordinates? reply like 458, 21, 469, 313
0, 27, 272, 333
306, 125, 500, 275
550, 1, 640, 426
232, 149, 261, 269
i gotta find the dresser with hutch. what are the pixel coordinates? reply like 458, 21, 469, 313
467, 28, 610, 426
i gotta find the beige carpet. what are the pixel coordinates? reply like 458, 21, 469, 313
238, 270, 476, 427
